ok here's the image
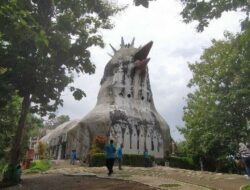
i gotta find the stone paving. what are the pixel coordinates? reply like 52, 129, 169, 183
23, 160, 250, 190
45, 166, 207, 190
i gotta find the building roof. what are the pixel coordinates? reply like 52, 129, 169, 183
40, 119, 80, 145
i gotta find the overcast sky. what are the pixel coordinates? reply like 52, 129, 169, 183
57, 0, 245, 141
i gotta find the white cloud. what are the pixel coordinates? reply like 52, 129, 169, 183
58, 0, 245, 142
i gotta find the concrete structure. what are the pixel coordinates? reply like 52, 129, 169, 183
41, 38, 171, 160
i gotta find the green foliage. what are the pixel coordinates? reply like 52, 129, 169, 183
0, 159, 8, 176
0, 96, 21, 159
179, 2, 250, 172
180, 0, 250, 31
159, 184, 181, 188
0, 0, 123, 116
175, 141, 189, 156
123, 154, 154, 167
0, 95, 42, 160
25, 160, 51, 174
89, 144, 103, 158
89, 153, 155, 167
89, 153, 105, 167
168, 156, 197, 170
0, 97, 43, 185
242, 185, 250, 190
37, 142, 47, 160
215, 156, 238, 173
1, 164, 21, 187
44, 115, 70, 129
94, 135, 107, 150
154, 158, 165, 166
0, 0, 123, 182
180, 30, 250, 171
88, 135, 106, 158
134, 0, 153, 8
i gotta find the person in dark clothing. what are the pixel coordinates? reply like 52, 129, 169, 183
105, 140, 116, 176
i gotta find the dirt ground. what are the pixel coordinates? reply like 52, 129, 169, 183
3, 160, 250, 190
4, 174, 158, 190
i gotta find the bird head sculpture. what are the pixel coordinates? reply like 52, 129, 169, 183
98, 38, 155, 108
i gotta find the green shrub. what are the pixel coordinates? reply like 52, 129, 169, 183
242, 185, 250, 190
155, 158, 165, 166
159, 184, 181, 188
123, 154, 154, 167
1, 164, 22, 187
37, 141, 47, 159
0, 159, 8, 175
25, 160, 51, 173
89, 153, 106, 167
215, 157, 237, 173
89, 153, 155, 167
168, 156, 196, 170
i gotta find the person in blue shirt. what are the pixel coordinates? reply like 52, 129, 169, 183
117, 144, 123, 170
70, 150, 77, 165
143, 148, 149, 167
105, 139, 116, 176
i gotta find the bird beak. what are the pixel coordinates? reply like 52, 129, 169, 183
134, 41, 153, 68
134, 41, 153, 61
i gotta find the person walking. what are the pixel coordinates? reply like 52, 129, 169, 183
239, 142, 250, 178
117, 144, 123, 170
70, 150, 77, 165
143, 148, 149, 167
105, 139, 116, 176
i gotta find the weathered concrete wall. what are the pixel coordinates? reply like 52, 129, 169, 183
41, 39, 171, 160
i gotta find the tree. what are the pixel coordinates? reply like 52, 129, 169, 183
180, 30, 250, 171
180, 0, 250, 32
37, 141, 47, 160
0, 96, 21, 160
44, 115, 70, 129
175, 140, 188, 156
133, 0, 155, 8
133, 0, 249, 30
0, 95, 43, 174
178, 0, 250, 171
0, 0, 122, 185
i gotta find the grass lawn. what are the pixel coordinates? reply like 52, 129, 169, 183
242, 185, 250, 190
25, 160, 51, 174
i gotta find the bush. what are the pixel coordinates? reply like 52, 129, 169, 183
25, 160, 51, 173
123, 154, 154, 167
89, 153, 105, 167
215, 157, 236, 173
213, 156, 245, 174
89, 153, 154, 167
88, 135, 106, 160
242, 185, 250, 190
0, 159, 8, 176
155, 158, 165, 166
168, 156, 196, 170
88, 144, 103, 157
94, 135, 107, 150
37, 141, 47, 159
1, 164, 22, 187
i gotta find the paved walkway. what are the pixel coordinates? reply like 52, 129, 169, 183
40, 160, 250, 190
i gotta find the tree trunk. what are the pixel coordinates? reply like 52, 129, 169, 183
10, 94, 31, 165
2, 94, 31, 185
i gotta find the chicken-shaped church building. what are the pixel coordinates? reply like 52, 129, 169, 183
40, 38, 171, 160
